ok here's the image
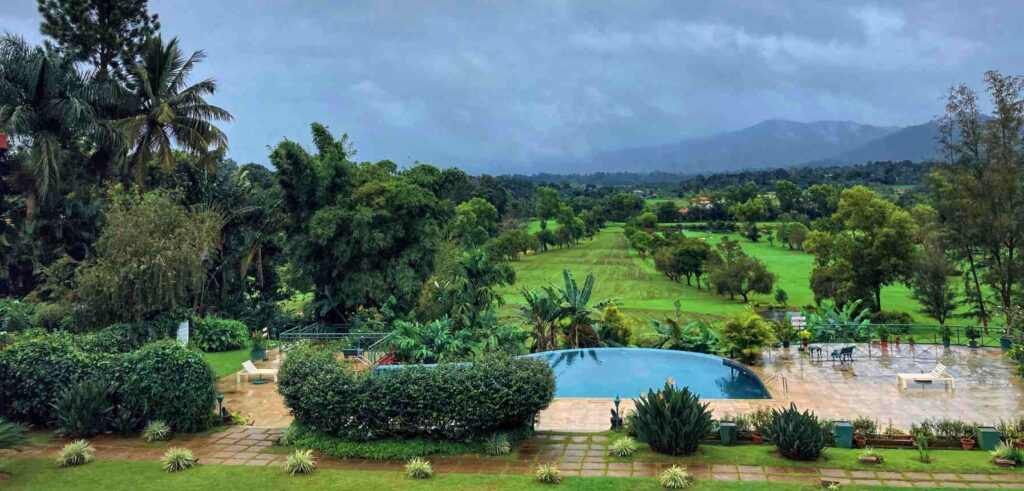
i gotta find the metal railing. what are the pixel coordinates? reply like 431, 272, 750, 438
764, 373, 788, 393
277, 322, 391, 355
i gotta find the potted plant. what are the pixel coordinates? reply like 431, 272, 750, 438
939, 325, 953, 348
877, 325, 890, 350
908, 336, 916, 349
965, 326, 981, 349
773, 319, 795, 349
798, 330, 812, 350
752, 434, 764, 444
857, 447, 884, 464
854, 432, 868, 448
250, 330, 269, 362
961, 436, 976, 450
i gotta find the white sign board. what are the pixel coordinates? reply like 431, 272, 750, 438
176, 320, 189, 346
791, 315, 807, 329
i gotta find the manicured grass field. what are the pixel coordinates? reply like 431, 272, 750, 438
202, 348, 252, 378
499, 225, 934, 334
0, 459, 941, 490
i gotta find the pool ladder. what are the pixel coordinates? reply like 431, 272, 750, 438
764, 373, 789, 394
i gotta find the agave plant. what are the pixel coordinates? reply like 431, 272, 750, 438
632, 382, 713, 456
767, 404, 830, 461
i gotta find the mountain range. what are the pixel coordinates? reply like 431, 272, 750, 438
560, 119, 943, 175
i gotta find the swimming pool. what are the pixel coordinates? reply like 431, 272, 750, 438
523, 348, 771, 399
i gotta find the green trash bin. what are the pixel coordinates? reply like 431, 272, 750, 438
833, 421, 854, 449
977, 427, 1001, 451
719, 421, 737, 445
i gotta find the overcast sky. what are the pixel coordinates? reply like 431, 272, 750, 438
4, 0, 1023, 173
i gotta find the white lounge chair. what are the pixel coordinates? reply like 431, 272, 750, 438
236, 360, 278, 385
897, 363, 955, 390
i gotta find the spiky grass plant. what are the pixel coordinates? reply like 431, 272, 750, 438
56, 439, 95, 467
659, 465, 694, 489
535, 463, 561, 484
404, 457, 434, 479
608, 437, 638, 457
484, 433, 511, 456
767, 404, 829, 461
285, 449, 316, 475
278, 425, 299, 446
161, 447, 198, 472
633, 382, 713, 456
0, 417, 28, 450
142, 420, 171, 443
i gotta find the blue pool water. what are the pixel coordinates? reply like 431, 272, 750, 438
523, 348, 770, 399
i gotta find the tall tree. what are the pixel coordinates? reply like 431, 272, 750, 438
38, 0, 160, 81
706, 237, 776, 302
118, 36, 232, 184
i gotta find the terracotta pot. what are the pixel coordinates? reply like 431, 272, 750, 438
858, 455, 882, 464
961, 438, 975, 450
880, 341, 889, 350
752, 435, 764, 444
1013, 441, 1024, 450
994, 457, 1016, 468
854, 435, 868, 448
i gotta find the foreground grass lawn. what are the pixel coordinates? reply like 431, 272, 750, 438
0, 459, 938, 490
604, 444, 1018, 475
202, 348, 251, 378
500, 224, 954, 332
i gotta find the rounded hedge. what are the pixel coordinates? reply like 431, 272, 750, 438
279, 343, 555, 440
193, 317, 248, 352
120, 341, 217, 433
0, 334, 122, 425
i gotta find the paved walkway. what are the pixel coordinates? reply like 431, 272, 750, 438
7, 428, 1024, 488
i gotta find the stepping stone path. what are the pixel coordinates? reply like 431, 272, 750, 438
7, 429, 1024, 488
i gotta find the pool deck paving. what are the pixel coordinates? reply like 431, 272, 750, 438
537, 343, 1024, 432
7, 428, 1024, 488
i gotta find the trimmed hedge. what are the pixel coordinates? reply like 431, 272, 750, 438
0, 335, 215, 432
193, 317, 248, 352
279, 343, 555, 440
121, 341, 217, 433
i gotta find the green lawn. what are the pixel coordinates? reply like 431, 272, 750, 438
499, 225, 935, 334
0, 459, 940, 490
202, 348, 251, 378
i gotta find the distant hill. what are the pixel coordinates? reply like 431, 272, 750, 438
527, 118, 947, 175
586, 120, 901, 174
820, 120, 942, 166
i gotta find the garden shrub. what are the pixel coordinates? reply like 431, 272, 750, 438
0, 334, 95, 424
121, 341, 216, 433
286, 449, 316, 475
52, 379, 115, 438
278, 343, 554, 440
535, 463, 561, 484
193, 317, 248, 352
143, 420, 171, 442
485, 433, 511, 456
162, 447, 198, 472
0, 298, 34, 332
609, 437, 638, 457
0, 417, 28, 450
56, 439, 95, 467
768, 404, 830, 461
659, 465, 694, 489
632, 382, 713, 456
404, 457, 433, 479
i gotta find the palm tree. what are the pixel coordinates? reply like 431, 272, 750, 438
520, 286, 564, 351
0, 34, 109, 215
118, 36, 232, 184
557, 269, 612, 348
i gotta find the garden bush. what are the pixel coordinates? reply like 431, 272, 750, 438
291, 425, 533, 460
193, 317, 248, 352
768, 404, 830, 461
52, 379, 115, 438
0, 417, 28, 450
535, 463, 561, 484
162, 447, 198, 472
0, 298, 34, 332
659, 465, 694, 489
56, 439, 95, 467
404, 457, 433, 479
278, 343, 554, 440
632, 382, 713, 456
121, 341, 216, 433
143, 420, 171, 442
286, 449, 316, 475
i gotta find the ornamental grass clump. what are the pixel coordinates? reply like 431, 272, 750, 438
56, 439, 95, 467
632, 382, 713, 456
767, 404, 830, 461
609, 437, 638, 457
535, 463, 561, 484
404, 457, 433, 479
991, 441, 1024, 464
659, 465, 694, 489
484, 433, 511, 456
142, 420, 171, 442
286, 449, 316, 475
161, 447, 198, 472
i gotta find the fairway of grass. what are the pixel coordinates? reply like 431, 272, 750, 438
0, 459, 940, 491
500, 225, 934, 334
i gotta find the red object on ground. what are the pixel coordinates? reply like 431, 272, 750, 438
0, 133, 8, 150
374, 348, 398, 366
